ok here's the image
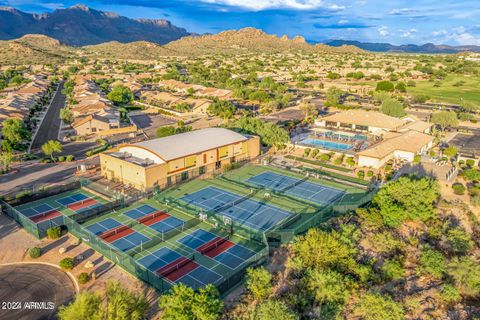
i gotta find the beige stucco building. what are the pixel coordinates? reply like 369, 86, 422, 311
100, 128, 260, 191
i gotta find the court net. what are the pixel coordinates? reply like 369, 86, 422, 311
158, 256, 193, 277
279, 175, 309, 193
99, 224, 131, 239
137, 210, 169, 224
213, 190, 255, 213
197, 237, 229, 255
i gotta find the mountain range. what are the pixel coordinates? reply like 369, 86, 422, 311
326, 40, 480, 53
0, 4, 189, 46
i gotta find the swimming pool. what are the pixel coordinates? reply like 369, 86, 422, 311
300, 138, 352, 151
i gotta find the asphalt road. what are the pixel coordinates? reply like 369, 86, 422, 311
0, 264, 76, 320
30, 82, 65, 151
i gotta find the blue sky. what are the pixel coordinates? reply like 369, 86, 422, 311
2, 0, 480, 45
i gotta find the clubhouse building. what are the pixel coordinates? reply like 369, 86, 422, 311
100, 128, 260, 191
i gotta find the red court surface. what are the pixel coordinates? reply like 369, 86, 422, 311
100, 226, 134, 243
138, 211, 169, 226
197, 237, 235, 258
157, 257, 199, 282
68, 198, 98, 211
30, 210, 62, 223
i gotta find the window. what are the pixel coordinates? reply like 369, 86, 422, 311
167, 176, 172, 186
199, 166, 206, 175
215, 161, 221, 169
181, 171, 188, 181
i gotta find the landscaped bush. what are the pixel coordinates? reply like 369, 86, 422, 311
318, 153, 330, 162
385, 164, 393, 172
303, 148, 311, 157
357, 170, 365, 179
29, 247, 41, 259
77, 272, 90, 284
413, 154, 421, 163
65, 155, 75, 162
58, 156, 66, 162
466, 159, 475, 168
452, 183, 466, 195
47, 226, 62, 239
59, 257, 74, 270
367, 170, 374, 177
310, 148, 319, 158
346, 157, 356, 167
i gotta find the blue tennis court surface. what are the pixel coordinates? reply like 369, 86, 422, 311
177, 228, 257, 269
20, 203, 54, 217
56, 193, 89, 206
180, 186, 291, 231
138, 247, 222, 290
247, 171, 345, 205
124, 205, 158, 220
85, 217, 122, 235
111, 232, 150, 252
148, 216, 184, 233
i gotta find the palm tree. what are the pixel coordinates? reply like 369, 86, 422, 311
41, 140, 62, 161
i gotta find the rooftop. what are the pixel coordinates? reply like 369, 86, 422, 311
319, 110, 407, 130
120, 128, 248, 161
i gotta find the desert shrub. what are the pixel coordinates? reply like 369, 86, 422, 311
58, 156, 66, 162
59, 257, 74, 270
466, 159, 475, 167
303, 148, 311, 157
77, 272, 90, 284
65, 155, 75, 162
472, 195, 480, 207
47, 226, 62, 239
311, 148, 319, 158
29, 247, 41, 259
357, 171, 365, 179
452, 183, 466, 195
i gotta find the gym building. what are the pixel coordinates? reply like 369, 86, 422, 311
99, 128, 260, 191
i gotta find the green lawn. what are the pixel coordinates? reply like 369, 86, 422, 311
408, 74, 480, 105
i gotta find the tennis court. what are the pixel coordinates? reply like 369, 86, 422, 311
123, 204, 186, 235
56, 193, 99, 211
138, 247, 223, 290
15, 189, 107, 225
177, 228, 256, 269
247, 171, 345, 205
19, 203, 62, 223
85, 217, 150, 252
180, 186, 291, 231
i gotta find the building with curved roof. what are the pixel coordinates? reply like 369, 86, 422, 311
100, 128, 260, 191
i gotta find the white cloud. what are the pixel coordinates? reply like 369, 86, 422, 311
430, 26, 480, 45
400, 28, 418, 38
377, 25, 389, 37
200, 0, 335, 11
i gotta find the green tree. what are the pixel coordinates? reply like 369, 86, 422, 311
2, 118, 30, 147
324, 87, 343, 107
99, 281, 148, 320
431, 111, 459, 132
353, 293, 404, 320
381, 98, 406, 118
159, 284, 222, 320
416, 247, 447, 279
0, 151, 14, 172
255, 300, 298, 320
443, 146, 457, 158
207, 100, 237, 121
107, 85, 134, 106
376, 81, 395, 92
290, 228, 358, 276
304, 269, 349, 306
58, 292, 102, 320
299, 102, 318, 123
156, 126, 177, 138
448, 256, 480, 297
245, 267, 273, 301
41, 140, 62, 160
60, 108, 74, 124
373, 176, 440, 227
231, 117, 289, 149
